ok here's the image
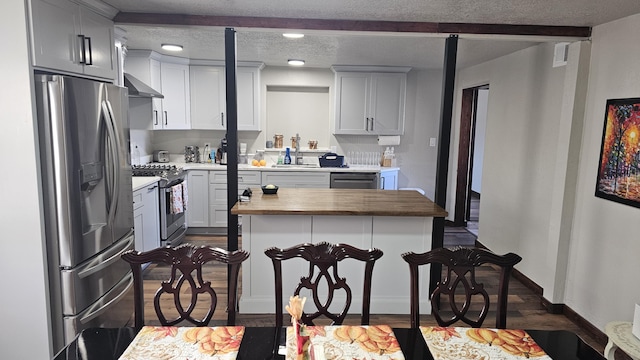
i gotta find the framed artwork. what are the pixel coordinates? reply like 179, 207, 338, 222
595, 97, 640, 208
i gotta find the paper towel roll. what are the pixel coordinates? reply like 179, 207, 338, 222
378, 135, 401, 146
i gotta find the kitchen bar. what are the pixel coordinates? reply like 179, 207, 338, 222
231, 188, 447, 315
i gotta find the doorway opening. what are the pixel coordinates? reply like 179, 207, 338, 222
453, 85, 489, 236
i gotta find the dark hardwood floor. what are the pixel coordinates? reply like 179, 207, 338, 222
140, 229, 606, 355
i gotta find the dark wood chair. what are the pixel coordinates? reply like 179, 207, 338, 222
265, 242, 383, 328
121, 244, 249, 330
402, 246, 522, 329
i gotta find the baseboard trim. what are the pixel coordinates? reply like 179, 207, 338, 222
511, 268, 543, 296
540, 297, 564, 314
476, 241, 611, 352
563, 305, 609, 346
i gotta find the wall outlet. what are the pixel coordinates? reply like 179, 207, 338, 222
429, 137, 437, 147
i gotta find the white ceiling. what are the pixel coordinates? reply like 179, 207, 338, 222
104, 0, 640, 70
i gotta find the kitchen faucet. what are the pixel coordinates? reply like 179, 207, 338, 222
295, 133, 303, 165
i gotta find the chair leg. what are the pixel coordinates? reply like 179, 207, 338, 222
271, 326, 282, 359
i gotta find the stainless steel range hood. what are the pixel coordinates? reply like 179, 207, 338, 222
123, 73, 164, 98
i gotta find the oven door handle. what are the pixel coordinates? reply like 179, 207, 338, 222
163, 178, 185, 190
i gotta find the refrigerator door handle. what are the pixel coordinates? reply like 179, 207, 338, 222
77, 232, 134, 278
47, 79, 73, 251
101, 100, 120, 224
79, 272, 133, 323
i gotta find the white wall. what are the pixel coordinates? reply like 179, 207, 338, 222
448, 41, 586, 303
396, 69, 442, 197
0, 1, 52, 358
260, 66, 336, 154
565, 13, 640, 329
266, 86, 331, 150
449, 20, 640, 331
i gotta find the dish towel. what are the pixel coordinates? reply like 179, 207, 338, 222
171, 184, 184, 214
181, 182, 188, 211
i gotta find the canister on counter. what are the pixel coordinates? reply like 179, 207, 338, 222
274, 134, 283, 148
308, 140, 318, 149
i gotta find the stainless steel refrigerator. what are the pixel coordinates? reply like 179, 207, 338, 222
34, 74, 135, 354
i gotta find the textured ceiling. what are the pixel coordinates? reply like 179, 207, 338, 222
104, 0, 640, 26
106, 0, 640, 69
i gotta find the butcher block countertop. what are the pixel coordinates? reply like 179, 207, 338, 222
231, 188, 448, 217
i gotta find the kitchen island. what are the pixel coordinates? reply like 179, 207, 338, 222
231, 188, 447, 315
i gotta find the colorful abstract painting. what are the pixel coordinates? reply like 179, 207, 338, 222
596, 98, 640, 208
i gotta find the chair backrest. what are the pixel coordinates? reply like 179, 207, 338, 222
121, 244, 249, 330
265, 242, 383, 328
402, 246, 522, 329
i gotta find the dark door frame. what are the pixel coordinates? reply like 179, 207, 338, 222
453, 85, 488, 226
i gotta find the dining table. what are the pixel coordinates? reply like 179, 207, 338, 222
53, 326, 605, 360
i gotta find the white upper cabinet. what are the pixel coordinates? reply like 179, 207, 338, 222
29, 0, 116, 80
125, 51, 190, 130
150, 59, 162, 128
237, 67, 261, 131
190, 64, 262, 131
190, 66, 226, 130
333, 66, 409, 135
333, 72, 370, 135
159, 61, 191, 129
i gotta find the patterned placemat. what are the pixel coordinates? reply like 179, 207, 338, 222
285, 325, 405, 359
119, 326, 244, 359
419, 327, 552, 359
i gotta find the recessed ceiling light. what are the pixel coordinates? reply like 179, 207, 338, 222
287, 59, 305, 66
283, 33, 304, 39
161, 44, 183, 51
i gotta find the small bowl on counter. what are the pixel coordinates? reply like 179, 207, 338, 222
261, 184, 279, 194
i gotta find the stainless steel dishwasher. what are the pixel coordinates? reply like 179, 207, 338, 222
330, 172, 379, 189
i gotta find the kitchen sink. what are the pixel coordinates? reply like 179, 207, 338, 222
271, 164, 320, 168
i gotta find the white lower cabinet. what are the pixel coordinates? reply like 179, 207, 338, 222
187, 170, 261, 228
239, 214, 433, 314
380, 169, 398, 190
187, 171, 209, 227
210, 171, 261, 227
261, 171, 330, 188
133, 183, 160, 252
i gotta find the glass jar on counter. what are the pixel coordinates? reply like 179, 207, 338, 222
274, 134, 283, 148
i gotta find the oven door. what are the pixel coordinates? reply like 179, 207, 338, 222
160, 178, 187, 245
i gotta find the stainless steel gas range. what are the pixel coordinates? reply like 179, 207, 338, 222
132, 164, 186, 246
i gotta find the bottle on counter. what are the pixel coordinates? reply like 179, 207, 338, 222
203, 144, 210, 163
284, 147, 292, 165
277, 151, 284, 165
